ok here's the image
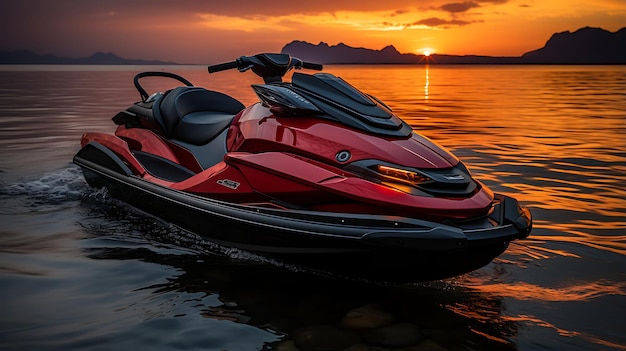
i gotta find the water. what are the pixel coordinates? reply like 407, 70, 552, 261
0, 64, 624, 350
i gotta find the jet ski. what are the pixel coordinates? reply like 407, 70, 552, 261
73, 53, 531, 282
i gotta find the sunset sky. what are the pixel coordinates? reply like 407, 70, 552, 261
1, 0, 624, 63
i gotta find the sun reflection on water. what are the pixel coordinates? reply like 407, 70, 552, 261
424, 65, 429, 103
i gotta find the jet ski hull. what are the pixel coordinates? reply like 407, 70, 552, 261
74, 144, 531, 282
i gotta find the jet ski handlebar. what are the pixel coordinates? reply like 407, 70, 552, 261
208, 53, 322, 83
207, 60, 241, 73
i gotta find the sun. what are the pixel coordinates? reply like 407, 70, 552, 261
418, 48, 434, 57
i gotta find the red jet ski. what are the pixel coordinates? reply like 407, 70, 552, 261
74, 53, 531, 282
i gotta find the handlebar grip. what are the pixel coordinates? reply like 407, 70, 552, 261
208, 61, 240, 73
302, 62, 323, 71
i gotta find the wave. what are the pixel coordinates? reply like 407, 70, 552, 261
0, 164, 98, 202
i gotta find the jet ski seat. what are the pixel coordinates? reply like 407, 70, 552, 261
154, 86, 245, 146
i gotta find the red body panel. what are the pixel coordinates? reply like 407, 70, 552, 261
229, 103, 459, 169
80, 132, 146, 176
116, 126, 204, 173
226, 151, 493, 219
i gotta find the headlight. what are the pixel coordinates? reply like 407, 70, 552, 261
342, 159, 476, 196
375, 165, 431, 185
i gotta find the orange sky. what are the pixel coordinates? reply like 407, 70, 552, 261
1, 0, 625, 63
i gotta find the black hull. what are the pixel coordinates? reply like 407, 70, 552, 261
74, 144, 531, 282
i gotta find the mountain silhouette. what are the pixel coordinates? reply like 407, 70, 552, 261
522, 26, 626, 64
282, 26, 626, 64
280, 41, 420, 64
0, 51, 178, 65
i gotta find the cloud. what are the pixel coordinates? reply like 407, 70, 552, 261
411, 17, 475, 28
390, 9, 410, 17
439, 1, 481, 13
437, 0, 510, 14
195, 12, 322, 32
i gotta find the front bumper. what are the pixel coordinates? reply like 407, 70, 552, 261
361, 193, 532, 252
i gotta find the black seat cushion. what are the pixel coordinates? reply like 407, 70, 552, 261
154, 87, 245, 144
173, 111, 234, 146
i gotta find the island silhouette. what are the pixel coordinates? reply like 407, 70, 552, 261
1, 26, 624, 65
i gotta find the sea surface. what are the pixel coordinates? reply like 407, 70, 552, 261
0, 64, 624, 351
